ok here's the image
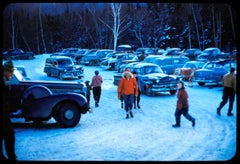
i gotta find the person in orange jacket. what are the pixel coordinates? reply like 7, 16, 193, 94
118, 69, 138, 119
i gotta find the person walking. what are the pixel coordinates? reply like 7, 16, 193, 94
132, 71, 148, 109
2, 60, 17, 160
118, 69, 138, 119
188, 68, 195, 87
172, 81, 195, 128
216, 67, 236, 116
90, 70, 103, 107
84, 80, 92, 111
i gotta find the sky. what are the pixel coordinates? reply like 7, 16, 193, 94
2, 53, 238, 161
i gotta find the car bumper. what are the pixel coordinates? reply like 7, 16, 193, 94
151, 84, 177, 92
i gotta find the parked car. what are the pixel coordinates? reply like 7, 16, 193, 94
134, 48, 155, 56
59, 48, 89, 65
174, 61, 206, 81
116, 44, 134, 52
2, 49, 35, 60
5, 68, 89, 127
194, 59, 236, 86
143, 55, 161, 63
43, 56, 84, 80
150, 56, 190, 74
80, 49, 114, 66
113, 62, 179, 96
183, 48, 202, 60
162, 47, 182, 56
196, 47, 229, 62
100, 52, 138, 70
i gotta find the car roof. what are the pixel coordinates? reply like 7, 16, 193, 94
132, 62, 159, 68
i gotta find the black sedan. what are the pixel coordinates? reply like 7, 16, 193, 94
6, 68, 89, 128
2, 49, 35, 60
113, 62, 179, 96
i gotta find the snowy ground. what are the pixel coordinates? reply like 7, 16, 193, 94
5, 54, 237, 161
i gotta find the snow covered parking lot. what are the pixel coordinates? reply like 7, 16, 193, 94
7, 54, 237, 161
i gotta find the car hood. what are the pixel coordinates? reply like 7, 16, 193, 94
141, 73, 175, 80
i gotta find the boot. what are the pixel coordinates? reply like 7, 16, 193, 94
126, 114, 129, 119
95, 101, 99, 107
192, 119, 195, 127
172, 124, 180, 128
121, 102, 123, 108
130, 111, 133, 118
137, 104, 141, 109
134, 102, 136, 109
217, 108, 221, 116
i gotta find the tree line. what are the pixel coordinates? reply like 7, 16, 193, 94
2, 3, 237, 54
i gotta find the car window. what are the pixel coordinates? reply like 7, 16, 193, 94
214, 63, 223, 68
205, 63, 214, 69
184, 63, 196, 68
57, 59, 72, 65
145, 66, 161, 74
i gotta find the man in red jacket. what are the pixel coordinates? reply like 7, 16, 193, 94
118, 69, 138, 119
172, 81, 195, 128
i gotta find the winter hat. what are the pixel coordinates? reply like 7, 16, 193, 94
3, 60, 14, 72
132, 71, 137, 74
95, 70, 99, 75
122, 68, 133, 78
178, 80, 185, 88
85, 80, 90, 84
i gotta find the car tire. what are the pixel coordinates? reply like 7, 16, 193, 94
55, 103, 81, 128
59, 72, 64, 80
169, 90, 177, 95
47, 70, 51, 77
198, 82, 205, 86
77, 59, 82, 65
146, 87, 154, 97
89, 60, 95, 66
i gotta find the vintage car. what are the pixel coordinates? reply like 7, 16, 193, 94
5, 68, 89, 128
80, 49, 114, 66
113, 62, 179, 96
174, 61, 206, 81
100, 52, 138, 70
150, 56, 190, 74
194, 59, 236, 86
43, 56, 84, 80
2, 48, 35, 60
182, 48, 202, 60
196, 47, 229, 62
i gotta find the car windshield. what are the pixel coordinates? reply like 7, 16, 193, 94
183, 63, 196, 68
57, 59, 72, 65
135, 66, 163, 75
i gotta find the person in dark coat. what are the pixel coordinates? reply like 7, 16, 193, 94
172, 81, 195, 128
132, 71, 148, 109
2, 60, 17, 160
90, 70, 103, 107
217, 67, 236, 116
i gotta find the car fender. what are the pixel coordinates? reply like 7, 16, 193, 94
22, 85, 88, 119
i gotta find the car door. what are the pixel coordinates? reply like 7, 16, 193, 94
51, 60, 60, 77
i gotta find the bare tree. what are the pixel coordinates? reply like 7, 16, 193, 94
191, 4, 201, 50
39, 5, 47, 53
10, 7, 15, 49
98, 3, 131, 51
